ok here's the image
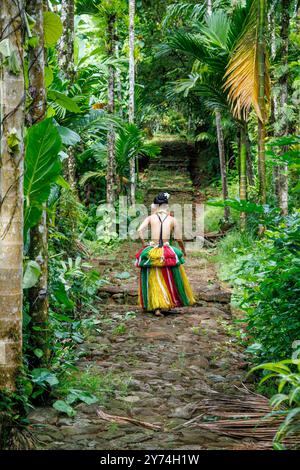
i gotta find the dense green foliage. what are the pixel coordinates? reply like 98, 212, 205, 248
220, 211, 300, 362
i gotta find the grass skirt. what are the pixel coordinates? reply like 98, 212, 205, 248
135, 244, 195, 311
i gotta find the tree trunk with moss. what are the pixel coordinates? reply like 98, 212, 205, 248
0, 1, 25, 390
215, 111, 230, 222
129, 0, 136, 205
240, 127, 247, 230
106, 14, 117, 204
58, 0, 75, 83
58, 0, 77, 194
207, 2, 229, 222
26, 0, 49, 366
257, 0, 267, 204
244, 124, 254, 186
274, 0, 290, 215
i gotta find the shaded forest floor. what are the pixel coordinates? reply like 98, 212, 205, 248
29, 242, 272, 450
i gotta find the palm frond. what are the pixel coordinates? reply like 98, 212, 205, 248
196, 83, 229, 112
228, 0, 252, 49
199, 10, 231, 52
195, 131, 216, 143
162, 31, 208, 61
76, 0, 100, 15
223, 0, 270, 122
71, 110, 109, 133
79, 170, 106, 186
166, 74, 201, 100
162, 2, 205, 27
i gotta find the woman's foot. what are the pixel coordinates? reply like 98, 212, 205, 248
154, 309, 164, 317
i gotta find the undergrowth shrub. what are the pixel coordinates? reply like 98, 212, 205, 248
218, 210, 300, 363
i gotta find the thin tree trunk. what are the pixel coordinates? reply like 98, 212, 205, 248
58, 0, 75, 83
207, 0, 213, 16
257, 0, 267, 204
215, 111, 230, 221
26, 0, 49, 366
129, 0, 136, 205
240, 127, 247, 230
0, 1, 25, 390
115, 36, 123, 118
207, 0, 229, 222
275, 0, 290, 215
245, 127, 255, 186
106, 15, 117, 204
58, 0, 77, 193
269, 7, 281, 199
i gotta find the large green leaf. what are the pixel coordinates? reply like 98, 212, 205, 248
43, 12, 63, 47
24, 119, 62, 233
48, 90, 81, 113
23, 260, 41, 289
56, 125, 81, 146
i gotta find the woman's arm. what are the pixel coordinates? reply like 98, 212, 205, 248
137, 216, 150, 247
173, 217, 186, 256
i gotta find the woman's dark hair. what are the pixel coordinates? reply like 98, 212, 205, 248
153, 192, 169, 205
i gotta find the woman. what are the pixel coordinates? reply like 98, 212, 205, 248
135, 192, 195, 316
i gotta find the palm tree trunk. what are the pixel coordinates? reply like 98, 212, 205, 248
115, 37, 123, 118
257, 0, 267, 204
0, 0, 25, 390
244, 123, 255, 186
26, 0, 49, 366
240, 127, 247, 230
207, 0, 213, 16
269, 5, 281, 200
58, 0, 77, 194
129, 0, 136, 205
106, 14, 117, 204
215, 111, 230, 221
275, 0, 290, 215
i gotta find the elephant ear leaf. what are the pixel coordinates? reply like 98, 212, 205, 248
43, 12, 63, 47
24, 118, 62, 234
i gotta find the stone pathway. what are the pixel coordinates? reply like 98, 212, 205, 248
141, 138, 195, 209
29, 243, 266, 450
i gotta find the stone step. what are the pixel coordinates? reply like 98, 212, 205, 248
98, 284, 231, 306
149, 162, 189, 169
150, 157, 190, 163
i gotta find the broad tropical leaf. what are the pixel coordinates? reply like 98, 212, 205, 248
24, 119, 62, 233
48, 90, 81, 113
43, 12, 63, 47
56, 125, 81, 146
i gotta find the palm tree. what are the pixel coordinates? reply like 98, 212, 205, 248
206, 2, 229, 221
224, 0, 270, 204
162, 9, 237, 221
26, 0, 49, 366
128, 0, 136, 205
0, 0, 25, 390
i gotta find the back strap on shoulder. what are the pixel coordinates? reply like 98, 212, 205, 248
156, 213, 168, 247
